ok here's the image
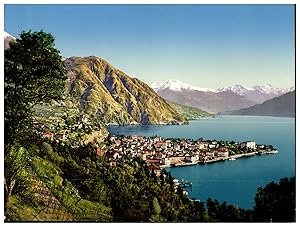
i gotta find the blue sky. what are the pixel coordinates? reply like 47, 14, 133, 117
4, 4, 295, 88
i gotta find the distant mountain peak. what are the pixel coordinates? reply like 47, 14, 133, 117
287, 86, 295, 92
4, 31, 15, 39
217, 84, 249, 95
4, 31, 16, 49
214, 83, 293, 97
149, 79, 294, 108
149, 79, 215, 92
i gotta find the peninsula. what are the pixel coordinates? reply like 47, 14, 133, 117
101, 134, 278, 173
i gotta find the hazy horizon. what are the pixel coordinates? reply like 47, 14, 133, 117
4, 4, 295, 89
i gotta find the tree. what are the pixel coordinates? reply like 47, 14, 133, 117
253, 177, 295, 222
225, 204, 240, 221
206, 198, 220, 221
4, 30, 66, 215
150, 196, 166, 221
152, 197, 161, 215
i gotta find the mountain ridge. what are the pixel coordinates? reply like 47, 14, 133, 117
150, 79, 216, 92
148, 80, 294, 112
167, 101, 214, 120
150, 79, 294, 102
65, 56, 188, 125
229, 91, 295, 117
153, 87, 257, 113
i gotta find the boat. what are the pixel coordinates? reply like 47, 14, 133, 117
228, 158, 236, 161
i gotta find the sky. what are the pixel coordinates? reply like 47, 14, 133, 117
4, 4, 295, 89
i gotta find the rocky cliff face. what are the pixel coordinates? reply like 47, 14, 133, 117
65, 56, 187, 125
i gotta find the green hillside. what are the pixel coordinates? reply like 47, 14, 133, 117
167, 101, 215, 120
33, 100, 109, 146
6, 143, 113, 221
65, 56, 187, 125
5, 139, 197, 222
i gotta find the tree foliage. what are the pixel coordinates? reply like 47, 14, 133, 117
4, 30, 66, 215
5, 30, 66, 152
253, 177, 295, 222
6, 137, 295, 222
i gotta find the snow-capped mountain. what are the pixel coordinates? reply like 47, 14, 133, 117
251, 84, 294, 95
217, 85, 249, 96
148, 80, 294, 112
149, 79, 215, 92
4, 31, 16, 49
218, 84, 293, 96
4, 31, 15, 39
148, 80, 256, 113
217, 84, 294, 103
149, 80, 294, 103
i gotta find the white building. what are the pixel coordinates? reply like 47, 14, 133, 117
198, 142, 208, 150
208, 144, 216, 149
240, 141, 256, 150
161, 157, 171, 166
217, 150, 229, 157
185, 154, 198, 163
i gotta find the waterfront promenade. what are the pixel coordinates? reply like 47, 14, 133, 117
160, 150, 278, 168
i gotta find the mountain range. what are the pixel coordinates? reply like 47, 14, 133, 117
5, 31, 294, 122
216, 84, 294, 103
149, 80, 294, 113
229, 91, 295, 117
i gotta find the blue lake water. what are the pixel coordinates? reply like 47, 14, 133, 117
108, 115, 295, 209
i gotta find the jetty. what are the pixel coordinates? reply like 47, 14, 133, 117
197, 149, 278, 165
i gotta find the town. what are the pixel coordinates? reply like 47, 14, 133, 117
101, 134, 278, 176
42, 127, 278, 178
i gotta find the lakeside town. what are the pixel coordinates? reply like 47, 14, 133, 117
42, 126, 278, 178
102, 134, 278, 175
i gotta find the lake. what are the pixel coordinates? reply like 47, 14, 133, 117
108, 115, 295, 209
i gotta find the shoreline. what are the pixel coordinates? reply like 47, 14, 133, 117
161, 150, 278, 169
160, 162, 198, 169
106, 116, 219, 127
